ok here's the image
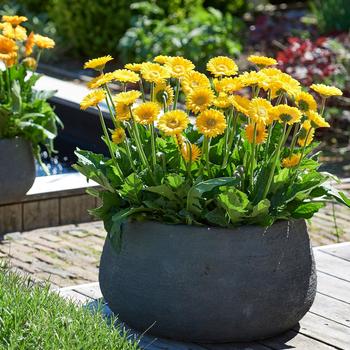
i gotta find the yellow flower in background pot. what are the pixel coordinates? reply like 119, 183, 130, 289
141, 62, 170, 84
310, 84, 343, 98
282, 153, 302, 168
181, 143, 201, 162
213, 77, 243, 94
248, 98, 273, 125
113, 69, 140, 84
229, 95, 250, 115
22, 57, 37, 70
196, 109, 226, 138
153, 55, 172, 64
213, 93, 231, 109
25, 31, 35, 56
133, 102, 160, 125
306, 110, 330, 128
295, 92, 317, 112
186, 87, 214, 114
84, 55, 113, 71
33, 34, 55, 49
245, 123, 268, 144
158, 110, 189, 136
2, 15, 27, 26
80, 89, 106, 110
165, 56, 194, 79
114, 90, 141, 106
248, 55, 277, 67
115, 102, 132, 121
181, 71, 210, 94
112, 128, 126, 144
272, 105, 302, 125
207, 56, 238, 77
298, 121, 315, 147
124, 63, 143, 72
154, 82, 174, 107
87, 72, 116, 89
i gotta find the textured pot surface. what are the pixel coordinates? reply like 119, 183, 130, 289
99, 220, 316, 343
0, 137, 35, 204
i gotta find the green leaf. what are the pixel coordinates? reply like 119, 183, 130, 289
291, 202, 325, 219
145, 184, 177, 201
187, 177, 240, 215
166, 174, 185, 189
118, 173, 143, 204
217, 187, 249, 223
205, 207, 229, 226
321, 182, 350, 208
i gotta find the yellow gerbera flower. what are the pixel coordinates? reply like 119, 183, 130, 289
248, 55, 277, 67
213, 77, 243, 94
113, 69, 140, 83
87, 72, 116, 89
272, 105, 302, 125
248, 98, 273, 125
282, 153, 302, 168
80, 89, 106, 110
181, 143, 201, 162
124, 63, 143, 72
310, 84, 342, 97
113, 90, 141, 106
196, 109, 227, 138
154, 55, 172, 64
229, 95, 250, 115
0, 35, 17, 61
115, 102, 131, 121
270, 73, 301, 99
141, 62, 170, 84
298, 120, 315, 146
213, 93, 231, 109
154, 82, 174, 107
186, 87, 214, 114
2, 22, 27, 41
33, 34, 55, 49
84, 55, 113, 71
112, 127, 126, 144
165, 56, 195, 79
245, 123, 267, 144
181, 71, 210, 94
22, 57, 37, 70
295, 92, 317, 112
306, 110, 330, 128
237, 71, 261, 87
133, 102, 160, 125
2, 15, 27, 26
158, 110, 189, 136
25, 31, 35, 56
207, 56, 238, 77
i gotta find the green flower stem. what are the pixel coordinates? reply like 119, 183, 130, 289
222, 109, 237, 169
320, 97, 326, 116
282, 123, 294, 146
249, 123, 258, 192
36, 49, 42, 66
276, 93, 284, 106
289, 123, 300, 154
139, 78, 146, 102
262, 122, 287, 200
203, 136, 212, 177
5, 68, 11, 97
264, 122, 274, 162
104, 85, 119, 128
123, 83, 127, 92
128, 108, 149, 169
150, 123, 157, 169
289, 128, 312, 185
150, 82, 154, 102
173, 79, 180, 110
96, 106, 123, 177
123, 138, 136, 172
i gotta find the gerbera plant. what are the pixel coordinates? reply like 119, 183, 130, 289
76, 54, 350, 247
0, 15, 61, 172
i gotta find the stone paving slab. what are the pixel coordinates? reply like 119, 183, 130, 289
1, 199, 349, 288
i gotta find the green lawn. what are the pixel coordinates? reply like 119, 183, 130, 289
0, 264, 139, 350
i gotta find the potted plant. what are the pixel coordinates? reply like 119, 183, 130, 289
75, 54, 350, 342
0, 15, 62, 204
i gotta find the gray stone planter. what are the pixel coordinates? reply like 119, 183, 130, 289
0, 137, 36, 205
99, 219, 316, 343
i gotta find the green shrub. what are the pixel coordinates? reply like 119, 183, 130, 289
119, 2, 244, 70
310, 0, 350, 32
203, 0, 249, 16
47, 0, 133, 58
0, 264, 139, 349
